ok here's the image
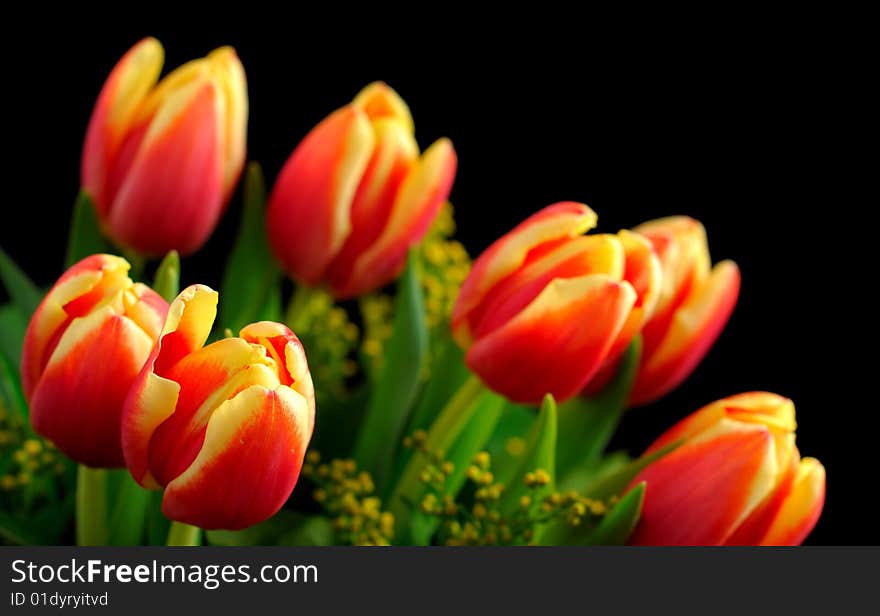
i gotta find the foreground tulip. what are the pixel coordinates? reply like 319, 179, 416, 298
628, 392, 825, 545
122, 285, 315, 530
267, 82, 457, 299
451, 203, 661, 405
81, 37, 248, 256
626, 216, 740, 405
21, 255, 168, 467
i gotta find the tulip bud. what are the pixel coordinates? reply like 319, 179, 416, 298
628, 392, 825, 545
122, 285, 316, 530
21, 255, 169, 467
81, 38, 248, 256
626, 216, 740, 405
267, 82, 457, 299
450, 203, 661, 405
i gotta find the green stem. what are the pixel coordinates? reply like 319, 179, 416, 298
76, 465, 108, 546
285, 284, 320, 332
166, 521, 202, 546
121, 248, 148, 281
389, 375, 486, 517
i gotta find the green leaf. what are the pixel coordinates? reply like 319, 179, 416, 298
406, 335, 469, 436
556, 338, 640, 480
388, 376, 488, 543
107, 471, 152, 546
387, 335, 469, 490
0, 350, 28, 422
498, 394, 558, 522
586, 440, 683, 501
145, 491, 170, 546
152, 251, 180, 303
206, 511, 328, 546
0, 493, 74, 545
407, 392, 506, 544
66, 191, 113, 268
219, 163, 283, 333
352, 253, 428, 490
0, 247, 42, 316
557, 450, 630, 493
0, 303, 27, 371
582, 482, 645, 545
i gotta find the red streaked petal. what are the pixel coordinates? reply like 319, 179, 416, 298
466, 275, 636, 405
759, 457, 826, 545
469, 234, 625, 340
628, 423, 777, 545
21, 255, 131, 398
205, 46, 248, 199
162, 384, 312, 530
452, 202, 597, 346
334, 137, 456, 299
147, 338, 276, 486
30, 306, 155, 467
81, 38, 164, 213
122, 284, 217, 488
630, 260, 740, 406
239, 321, 316, 435
107, 82, 224, 256
324, 118, 418, 295
352, 81, 414, 133
267, 106, 375, 285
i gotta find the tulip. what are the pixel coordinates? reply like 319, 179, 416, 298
122, 285, 315, 530
450, 202, 662, 405
81, 37, 248, 257
267, 82, 457, 299
21, 254, 168, 467
628, 216, 740, 406
628, 392, 825, 545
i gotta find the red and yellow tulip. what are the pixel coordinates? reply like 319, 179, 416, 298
267, 82, 457, 299
121, 285, 315, 530
21, 254, 168, 467
81, 37, 248, 257
451, 202, 661, 405
628, 216, 740, 405
628, 392, 825, 545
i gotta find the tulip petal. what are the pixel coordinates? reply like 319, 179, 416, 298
759, 457, 826, 545
646, 392, 795, 456
30, 305, 155, 467
147, 339, 277, 487
630, 260, 740, 406
81, 38, 164, 212
337, 137, 457, 299
107, 82, 225, 256
468, 234, 625, 340
466, 275, 636, 405
267, 106, 375, 284
206, 46, 248, 198
239, 321, 316, 435
162, 384, 312, 530
21, 255, 131, 398
452, 202, 597, 346
122, 285, 217, 488
352, 81, 414, 134
324, 118, 419, 295
629, 422, 778, 545
635, 216, 712, 325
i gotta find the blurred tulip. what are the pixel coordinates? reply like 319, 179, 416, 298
451, 203, 661, 405
122, 285, 315, 530
21, 255, 168, 467
267, 82, 457, 299
81, 37, 248, 256
628, 392, 825, 545
628, 216, 740, 406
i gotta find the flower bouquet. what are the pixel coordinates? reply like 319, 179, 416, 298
0, 38, 824, 547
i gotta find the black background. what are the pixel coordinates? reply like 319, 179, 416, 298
0, 20, 868, 544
